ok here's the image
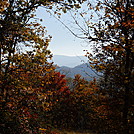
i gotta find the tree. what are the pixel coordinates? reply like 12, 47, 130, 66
0, 0, 82, 133
58, 0, 134, 133
86, 1, 134, 133
50, 74, 98, 130
0, 42, 54, 133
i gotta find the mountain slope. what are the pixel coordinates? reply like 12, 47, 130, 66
56, 63, 97, 81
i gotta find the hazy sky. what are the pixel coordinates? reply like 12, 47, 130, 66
36, 7, 92, 56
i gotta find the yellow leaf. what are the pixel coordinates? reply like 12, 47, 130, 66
106, 14, 110, 17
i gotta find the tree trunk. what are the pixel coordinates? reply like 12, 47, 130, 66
123, 48, 131, 134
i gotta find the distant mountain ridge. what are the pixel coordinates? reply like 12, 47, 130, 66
52, 55, 88, 68
52, 55, 97, 80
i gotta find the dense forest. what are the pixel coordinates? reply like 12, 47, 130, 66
0, 0, 133, 134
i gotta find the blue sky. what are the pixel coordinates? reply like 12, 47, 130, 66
36, 7, 92, 56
